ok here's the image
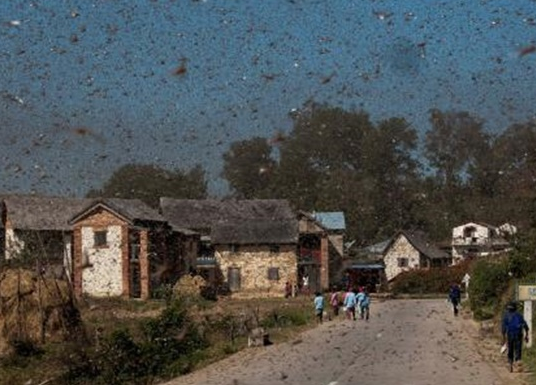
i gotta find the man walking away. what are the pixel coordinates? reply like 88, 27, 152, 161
448, 283, 461, 316
502, 301, 530, 372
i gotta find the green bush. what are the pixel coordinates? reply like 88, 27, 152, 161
468, 259, 510, 320
60, 300, 207, 384
261, 306, 311, 329
390, 261, 471, 295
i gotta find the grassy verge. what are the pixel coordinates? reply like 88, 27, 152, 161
0, 295, 319, 385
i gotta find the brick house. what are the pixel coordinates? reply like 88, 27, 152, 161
383, 230, 451, 281
0, 195, 91, 278
159, 198, 298, 297
451, 222, 514, 264
70, 199, 171, 299
296, 211, 346, 292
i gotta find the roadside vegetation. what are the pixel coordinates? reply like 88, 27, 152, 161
0, 280, 316, 385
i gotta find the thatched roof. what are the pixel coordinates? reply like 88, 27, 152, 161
1, 195, 92, 231
70, 198, 166, 225
211, 220, 298, 245
159, 198, 296, 229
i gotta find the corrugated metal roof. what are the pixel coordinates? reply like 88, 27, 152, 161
312, 211, 346, 230
350, 264, 384, 270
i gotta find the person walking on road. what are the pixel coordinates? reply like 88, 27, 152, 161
343, 288, 357, 320
314, 291, 325, 324
502, 301, 530, 372
329, 286, 341, 317
359, 289, 371, 321
448, 282, 462, 316
356, 287, 366, 319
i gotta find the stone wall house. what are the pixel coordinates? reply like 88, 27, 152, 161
211, 220, 298, 298
159, 198, 299, 297
451, 222, 513, 264
383, 230, 450, 281
0, 195, 91, 279
70, 199, 170, 299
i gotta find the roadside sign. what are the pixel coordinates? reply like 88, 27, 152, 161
518, 285, 536, 301
517, 284, 535, 348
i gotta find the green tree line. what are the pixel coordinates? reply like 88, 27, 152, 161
89, 102, 536, 246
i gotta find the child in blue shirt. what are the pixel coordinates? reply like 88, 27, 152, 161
314, 292, 325, 324
360, 290, 371, 321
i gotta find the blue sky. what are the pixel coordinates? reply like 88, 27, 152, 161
1, 0, 535, 196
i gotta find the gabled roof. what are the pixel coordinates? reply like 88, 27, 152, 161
159, 198, 296, 229
70, 198, 165, 225
211, 220, 298, 245
312, 211, 346, 231
1, 195, 92, 231
358, 239, 391, 255
159, 198, 298, 244
390, 230, 449, 260
454, 222, 498, 231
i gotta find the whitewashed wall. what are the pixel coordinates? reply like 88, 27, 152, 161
63, 233, 72, 281
452, 222, 495, 261
81, 225, 123, 297
4, 229, 23, 260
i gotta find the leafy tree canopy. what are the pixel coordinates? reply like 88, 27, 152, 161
87, 164, 207, 208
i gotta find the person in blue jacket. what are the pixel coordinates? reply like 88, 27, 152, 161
448, 283, 461, 316
502, 301, 530, 372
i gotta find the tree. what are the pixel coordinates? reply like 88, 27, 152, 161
422, 109, 490, 232
222, 137, 276, 198
424, 109, 489, 189
87, 164, 207, 208
221, 102, 421, 244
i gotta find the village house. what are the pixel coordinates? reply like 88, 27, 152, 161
451, 222, 515, 264
383, 230, 451, 281
345, 239, 391, 292
0, 195, 92, 278
296, 211, 346, 293
159, 198, 299, 297
69, 198, 173, 299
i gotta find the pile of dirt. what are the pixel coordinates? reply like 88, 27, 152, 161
173, 275, 207, 299
0, 268, 82, 355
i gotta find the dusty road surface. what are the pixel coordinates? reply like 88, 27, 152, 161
165, 299, 525, 385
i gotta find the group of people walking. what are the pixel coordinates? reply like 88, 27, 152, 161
313, 286, 371, 324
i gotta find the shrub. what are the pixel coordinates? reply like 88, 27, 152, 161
468, 259, 510, 320
390, 260, 471, 295
261, 307, 311, 329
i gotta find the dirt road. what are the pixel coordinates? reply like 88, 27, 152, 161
164, 299, 527, 385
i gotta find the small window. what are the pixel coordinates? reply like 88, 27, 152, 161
268, 267, 280, 281
94, 230, 108, 247
397, 258, 408, 268
269, 245, 280, 253
230, 244, 240, 253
